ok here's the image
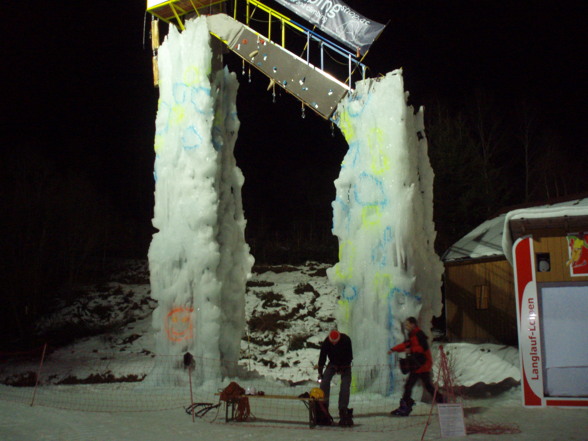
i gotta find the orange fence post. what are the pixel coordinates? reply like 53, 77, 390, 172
30, 343, 47, 407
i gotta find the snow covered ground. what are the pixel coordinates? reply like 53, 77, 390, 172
1, 261, 586, 440
2, 396, 586, 441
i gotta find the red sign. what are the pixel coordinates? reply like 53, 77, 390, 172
566, 233, 588, 276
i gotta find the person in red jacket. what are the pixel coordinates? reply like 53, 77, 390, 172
387, 317, 443, 416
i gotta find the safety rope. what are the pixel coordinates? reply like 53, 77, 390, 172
185, 402, 221, 418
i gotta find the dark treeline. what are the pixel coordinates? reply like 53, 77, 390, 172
1, 88, 585, 349
0, 149, 152, 349
245, 88, 586, 263
426, 90, 585, 253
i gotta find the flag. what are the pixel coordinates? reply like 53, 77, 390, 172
273, 0, 386, 56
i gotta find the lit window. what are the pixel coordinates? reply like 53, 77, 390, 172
537, 253, 551, 272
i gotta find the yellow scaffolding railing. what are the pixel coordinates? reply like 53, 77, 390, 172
146, 0, 368, 88
147, 0, 303, 44
147, 0, 228, 30
241, 0, 304, 47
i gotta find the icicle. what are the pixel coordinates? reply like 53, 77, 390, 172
272, 83, 276, 103
242, 59, 245, 76
151, 19, 160, 51
151, 19, 160, 87
331, 122, 335, 137
152, 55, 159, 87
248, 67, 251, 83
301, 103, 306, 119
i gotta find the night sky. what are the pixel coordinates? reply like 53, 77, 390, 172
3, 1, 586, 257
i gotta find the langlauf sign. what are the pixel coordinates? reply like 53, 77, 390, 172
273, 0, 386, 56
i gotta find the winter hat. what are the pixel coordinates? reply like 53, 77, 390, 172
329, 330, 341, 344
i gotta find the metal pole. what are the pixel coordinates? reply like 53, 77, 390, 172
348, 54, 352, 89
267, 9, 272, 41
281, 19, 285, 46
306, 32, 310, 64
420, 385, 438, 441
30, 343, 48, 407
189, 365, 195, 422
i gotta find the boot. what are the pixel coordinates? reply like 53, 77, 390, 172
390, 398, 414, 416
338, 408, 354, 427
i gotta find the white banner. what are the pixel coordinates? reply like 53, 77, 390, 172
272, 0, 386, 55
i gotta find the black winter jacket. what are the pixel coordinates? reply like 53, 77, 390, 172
318, 333, 353, 369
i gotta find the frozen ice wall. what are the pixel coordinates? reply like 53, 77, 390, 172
328, 70, 443, 395
148, 17, 253, 385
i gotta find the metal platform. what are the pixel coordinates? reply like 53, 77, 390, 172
147, 1, 354, 119
207, 14, 349, 120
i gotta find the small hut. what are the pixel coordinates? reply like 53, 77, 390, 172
442, 195, 588, 345
442, 212, 516, 344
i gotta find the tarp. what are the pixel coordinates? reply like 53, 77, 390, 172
272, 0, 386, 56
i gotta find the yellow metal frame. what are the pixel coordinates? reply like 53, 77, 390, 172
147, 0, 303, 45
242, 0, 303, 47
147, 0, 228, 30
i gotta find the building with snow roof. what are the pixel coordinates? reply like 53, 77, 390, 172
442, 194, 588, 345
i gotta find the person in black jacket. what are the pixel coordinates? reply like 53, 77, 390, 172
317, 329, 353, 426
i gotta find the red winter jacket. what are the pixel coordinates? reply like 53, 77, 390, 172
390, 326, 432, 373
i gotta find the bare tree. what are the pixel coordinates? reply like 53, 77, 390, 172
0, 150, 119, 347
531, 130, 582, 200
514, 100, 539, 202
426, 99, 486, 253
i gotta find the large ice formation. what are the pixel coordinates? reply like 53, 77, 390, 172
148, 17, 253, 385
148, 15, 441, 396
328, 72, 444, 394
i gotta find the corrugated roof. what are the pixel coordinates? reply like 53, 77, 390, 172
442, 213, 506, 263
442, 196, 588, 264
